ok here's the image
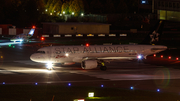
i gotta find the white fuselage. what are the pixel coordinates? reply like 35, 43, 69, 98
30, 44, 167, 63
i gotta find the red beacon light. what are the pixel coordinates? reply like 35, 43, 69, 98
153, 54, 156, 57
176, 58, 179, 60
41, 37, 44, 40
32, 26, 36, 29
86, 43, 89, 47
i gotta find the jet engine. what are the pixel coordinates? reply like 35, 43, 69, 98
81, 60, 98, 69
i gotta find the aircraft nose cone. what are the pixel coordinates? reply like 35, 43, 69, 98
30, 54, 36, 61
30, 53, 45, 63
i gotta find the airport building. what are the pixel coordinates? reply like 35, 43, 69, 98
0, 24, 40, 36
139, 0, 180, 21
42, 22, 111, 37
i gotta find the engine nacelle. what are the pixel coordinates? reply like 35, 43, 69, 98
81, 60, 98, 69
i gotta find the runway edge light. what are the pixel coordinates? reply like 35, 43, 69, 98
168, 56, 171, 59
161, 55, 163, 58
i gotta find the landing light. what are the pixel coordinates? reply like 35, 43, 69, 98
65, 53, 69, 57
46, 62, 53, 69
137, 55, 142, 59
137, 54, 143, 59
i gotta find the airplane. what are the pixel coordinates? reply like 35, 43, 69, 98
30, 20, 167, 70
10, 26, 36, 42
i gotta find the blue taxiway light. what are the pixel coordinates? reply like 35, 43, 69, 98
130, 86, 134, 90
35, 82, 38, 85
142, 1, 146, 3
68, 83, 71, 86
141, 0, 147, 4
101, 85, 104, 87
157, 89, 160, 92
3, 82, 5, 85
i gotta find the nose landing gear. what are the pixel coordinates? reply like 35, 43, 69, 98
46, 62, 54, 70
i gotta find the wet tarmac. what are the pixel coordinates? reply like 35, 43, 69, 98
1, 41, 180, 95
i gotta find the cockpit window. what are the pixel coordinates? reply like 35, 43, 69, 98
36, 51, 45, 54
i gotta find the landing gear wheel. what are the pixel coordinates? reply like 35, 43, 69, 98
100, 66, 107, 71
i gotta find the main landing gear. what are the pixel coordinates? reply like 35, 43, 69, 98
99, 62, 107, 71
